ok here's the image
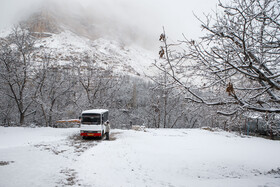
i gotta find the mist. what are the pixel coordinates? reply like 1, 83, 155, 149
0, 0, 220, 50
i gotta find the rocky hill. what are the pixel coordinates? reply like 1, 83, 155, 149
1, 3, 157, 77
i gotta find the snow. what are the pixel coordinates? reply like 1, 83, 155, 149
0, 127, 76, 149
82, 109, 108, 114
0, 27, 12, 38
0, 127, 280, 187
32, 30, 157, 77
0, 26, 157, 77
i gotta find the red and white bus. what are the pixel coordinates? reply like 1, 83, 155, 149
80, 109, 109, 138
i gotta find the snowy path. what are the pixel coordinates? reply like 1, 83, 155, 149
0, 127, 280, 187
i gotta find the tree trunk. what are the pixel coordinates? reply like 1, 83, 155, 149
19, 112, 25, 126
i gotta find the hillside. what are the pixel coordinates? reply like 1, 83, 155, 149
0, 127, 280, 187
0, 5, 158, 78
32, 30, 157, 77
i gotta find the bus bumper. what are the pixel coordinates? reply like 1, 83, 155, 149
80, 132, 102, 137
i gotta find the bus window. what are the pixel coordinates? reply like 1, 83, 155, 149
103, 112, 108, 122
81, 113, 101, 124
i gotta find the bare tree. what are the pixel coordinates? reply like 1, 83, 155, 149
76, 57, 121, 109
149, 62, 186, 128
160, 0, 280, 119
32, 54, 77, 127
0, 26, 38, 125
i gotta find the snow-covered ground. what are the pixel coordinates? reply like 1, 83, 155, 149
0, 127, 279, 187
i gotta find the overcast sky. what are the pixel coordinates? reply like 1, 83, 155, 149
0, 0, 223, 48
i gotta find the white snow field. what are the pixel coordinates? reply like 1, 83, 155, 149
0, 127, 280, 187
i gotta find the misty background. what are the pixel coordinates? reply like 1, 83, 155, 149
0, 0, 221, 50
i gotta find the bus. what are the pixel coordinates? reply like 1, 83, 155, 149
80, 109, 109, 138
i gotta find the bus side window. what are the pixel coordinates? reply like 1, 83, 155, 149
105, 112, 108, 122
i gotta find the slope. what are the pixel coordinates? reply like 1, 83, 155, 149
0, 3, 158, 78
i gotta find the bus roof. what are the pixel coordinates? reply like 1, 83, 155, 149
82, 109, 108, 114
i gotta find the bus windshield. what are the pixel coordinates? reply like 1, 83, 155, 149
81, 113, 101, 125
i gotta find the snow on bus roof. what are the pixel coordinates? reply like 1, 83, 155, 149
82, 109, 108, 114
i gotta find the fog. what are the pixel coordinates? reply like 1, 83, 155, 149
0, 0, 221, 50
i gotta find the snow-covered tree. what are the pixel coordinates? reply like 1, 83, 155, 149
149, 59, 187, 128
0, 26, 39, 125
76, 58, 121, 109
160, 0, 280, 119
32, 54, 77, 127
